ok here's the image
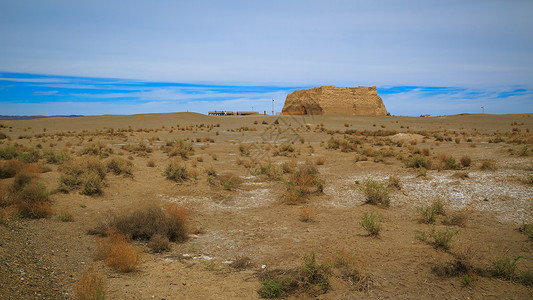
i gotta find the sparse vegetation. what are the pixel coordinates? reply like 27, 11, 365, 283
106, 157, 133, 177
415, 227, 459, 250
57, 210, 74, 222
164, 160, 189, 182
491, 251, 522, 281
360, 210, 383, 236
90, 203, 188, 243
460, 156, 471, 168
75, 267, 106, 300
299, 206, 316, 222
282, 163, 324, 204
94, 229, 141, 272
58, 157, 106, 195
480, 159, 496, 171
416, 199, 446, 224
360, 179, 390, 207
164, 139, 194, 159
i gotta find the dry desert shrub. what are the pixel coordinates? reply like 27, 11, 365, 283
387, 176, 401, 190
0, 204, 18, 225
460, 156, 471, 167
315, 156, 326, 165
416, 198, 446, 224
360, 210, 383, 236
148, 234, 170, 253
480, 159, 497, 171
230, 256, 252, 270
58, 157, 106, 195
282, 164, 324, 204
120, 141, 152, 157
415, 226, 459, 250
43, 149, 70, 164
164, 160, 189, 182
253, 163, 282, 180
404, 155, 433, 170
330, 250, 372, 291
360, 179, 390, 207
90, 203, 188, 244
164, 139, 194, 159
299, 251, 331, 292
146, 159, 155, 167
75, 266, 106, 300
218, 173, 242, 191
80, 142, 113, 158
437, 153, 458, 170
299, 206, 316, 222
281, 160, 297, 174
5, 175, 52, 219
95, 229, 140, 272
0, 159, 26, 179
106, 157, 133, 177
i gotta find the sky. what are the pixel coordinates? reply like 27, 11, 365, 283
1, 0, 532, 116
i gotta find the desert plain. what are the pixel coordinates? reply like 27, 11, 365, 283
0, 112, 532, 299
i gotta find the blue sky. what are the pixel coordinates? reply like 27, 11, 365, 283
1, 1, 532, 116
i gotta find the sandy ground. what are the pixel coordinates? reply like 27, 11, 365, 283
0, 112, 532, 299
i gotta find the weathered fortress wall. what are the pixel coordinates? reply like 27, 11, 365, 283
281, 86, 388, 116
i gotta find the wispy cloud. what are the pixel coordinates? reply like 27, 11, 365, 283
1, 72, 532, 116
33, 90, 59, 95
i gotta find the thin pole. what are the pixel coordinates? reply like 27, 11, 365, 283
272, 99, 274, 115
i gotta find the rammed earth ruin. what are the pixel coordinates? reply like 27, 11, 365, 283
282, 86, 388, 116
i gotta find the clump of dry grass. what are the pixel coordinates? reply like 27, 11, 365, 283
230, 256, 252, 270
43, 149, 70, 164
121, 141, 152, 157
75, 266, 106, 300
416, 198, 446, 224
1, 173, 52, 219
282, 163, 324, 204
164, 160, 189, 182
452, 171, 469, 180
90, 203, 188, 245
299, 206, 316, 222
218, 173, 242, 191
404, 155, 433, 170
146, 159, 155, 167
164, 139, 194, 159
437, 153, 458, 170
80, 142, 113, 158
58, 157, 106, 195
280, 160, 296, 174
415, 227, 459, 250
387, 176, 401, 190
95, 229, 141, 272
329, 250, 372, 291
0, 159, 26, 179
315, 157, 326, 165
148, 234, 170, 253
360, 210, 383, 236
106, 157, 133, 177
480, 159, 497, 171
360, 179, 390, 207
460, 156, 471, 168
0, 204, 18, 225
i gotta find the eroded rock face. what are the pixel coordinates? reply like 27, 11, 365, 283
281, 86, 388, 116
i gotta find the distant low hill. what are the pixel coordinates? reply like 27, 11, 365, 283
0, 115, 83, 121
